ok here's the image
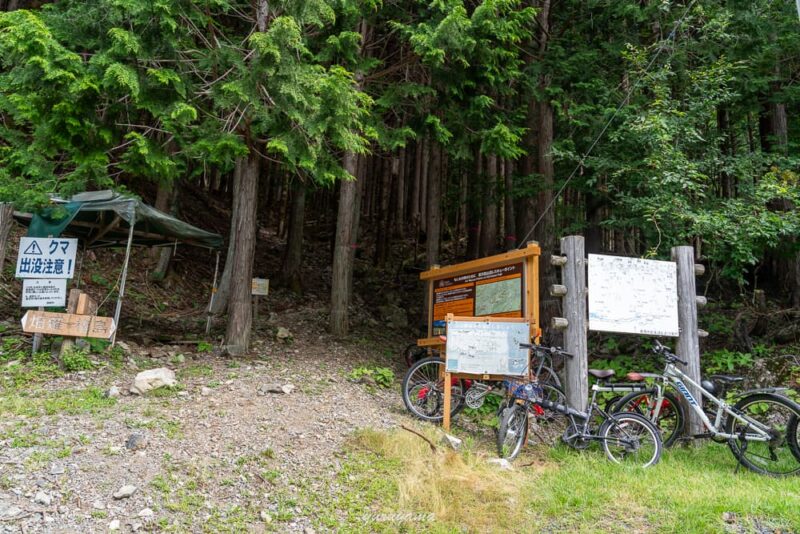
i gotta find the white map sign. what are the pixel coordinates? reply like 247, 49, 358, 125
15, 237, 78, 279
445, 319, 529, 376
21, 279, 67, 308
588, 254, 679, 337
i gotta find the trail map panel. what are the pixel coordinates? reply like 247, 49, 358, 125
445, 319, 529, 376
21, 279, 67, 308
433, 263, 523, 323
588, 254, 679, 337
15, 237, 78, 279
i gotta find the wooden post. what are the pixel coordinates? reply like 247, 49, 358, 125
31, 306, 44, 356
443, 370, 452, 432
672, 246, 704, 436
561, 236, 588, 412
59, 289, 82, 357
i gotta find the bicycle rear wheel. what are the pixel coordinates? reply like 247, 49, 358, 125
725, 393, 800, 476
497, 403, 528, 460
401, 357, 465, 422
599, 413, 662, 468
613, 390, 685, 448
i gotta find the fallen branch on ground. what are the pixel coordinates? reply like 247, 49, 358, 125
400, 424, 438, 453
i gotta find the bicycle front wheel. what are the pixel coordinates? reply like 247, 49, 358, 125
599, 413, 662, 468
401, 357, 465, 422
613, 390, 685, 448
497, 403, 528, 460
725, 393, 800, 476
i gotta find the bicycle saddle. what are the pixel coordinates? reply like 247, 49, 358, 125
588, 369, 615, 380
708, 374, 744, 384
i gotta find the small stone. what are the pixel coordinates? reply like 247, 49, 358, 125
260, 511, 272, 523
200, 387, 212, 396
0, 502, 22, 519
125, 433, 148, 451
276, 327, 291, 340
441, 433, 462, 451
108, 519, 121, 531
57, 505, 68, 514
138, 508, 154, 518
131, 522, 143, 532
49, 464, 65, 476
173, 354, 186, 364
106, 386, 121, 398
487, 458, 513, 470
92, 500, 106, 510
281, 384, 295, 394
177, 391, 189, 397
303, 528, 315, 534
33, 491, 51, 506
722, 512, 736, 524
260, 383, 287, 394
113, 485, 137, 500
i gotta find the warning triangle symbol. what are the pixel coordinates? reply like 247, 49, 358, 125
23, 241, 43, 255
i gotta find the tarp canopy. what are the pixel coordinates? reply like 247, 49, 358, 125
14, 190, 223, 249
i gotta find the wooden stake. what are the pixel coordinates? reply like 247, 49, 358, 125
672, 245, 704, 437
561, 236, 588, 412
59, 289, 82, 357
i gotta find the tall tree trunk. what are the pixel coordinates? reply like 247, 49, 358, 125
375, 156, 392, 267
716, 106, 736, 198
281, 181, 306, 294
534, 0, 560, 341
465, 151, 482, 260
224, 152, 259, 355
410, 141, 422, 233
0, 203, 13, 279
426, 142, 442, 267
393, 152, 405, 238
150, 186, 178, 282
504, 159, 516, 250
209, 168, 240, 316
419, 139, 429, 235
479, 154, 498, 257
330, 152, 361, 336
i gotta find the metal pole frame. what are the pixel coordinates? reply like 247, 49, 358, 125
111, 219, 135, 346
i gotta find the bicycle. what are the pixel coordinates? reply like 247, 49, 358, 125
401, 339, 563, 422
498, 344, 663, 468
630, 340, 800, 476
610, 370, 747, 448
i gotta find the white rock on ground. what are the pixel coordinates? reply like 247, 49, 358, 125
108, 519, 121, 530
112, 485, 137, 500
33, 491, 51, 506
487, 458, 514, 470
129, 368, 177, 395
138, 508, 154, 518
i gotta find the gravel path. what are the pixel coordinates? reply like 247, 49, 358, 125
0, 316, 411, 533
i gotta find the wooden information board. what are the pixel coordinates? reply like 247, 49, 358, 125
418, 242, 541, 352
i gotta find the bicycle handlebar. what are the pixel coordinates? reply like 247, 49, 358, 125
651, 339, 688, 365
519, 343, 574, 358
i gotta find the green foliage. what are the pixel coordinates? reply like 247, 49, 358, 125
704, 349, 754, 375
348, 366, 395, 388
196, 341, 213, 353
61, 347, 95, 372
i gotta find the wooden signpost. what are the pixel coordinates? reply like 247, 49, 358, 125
21, 310, 116, 339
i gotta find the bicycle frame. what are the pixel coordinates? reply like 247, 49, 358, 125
662, 362, 773, 442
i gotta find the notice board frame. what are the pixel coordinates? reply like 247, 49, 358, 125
417, 241, 541, 352
441, 314, 531, 431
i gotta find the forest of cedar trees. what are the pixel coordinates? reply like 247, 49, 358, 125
0, 0, 799, 353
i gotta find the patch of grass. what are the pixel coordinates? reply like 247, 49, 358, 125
316, 427, 800, 533
179, 364, 214, 379
61, 347, 95, 372
162, 420, 182, 440
0, 387, 116, 417
147, 384, 184, 398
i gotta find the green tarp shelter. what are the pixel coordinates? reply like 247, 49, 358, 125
15, 190, 222, 249
13, 190, 223, 344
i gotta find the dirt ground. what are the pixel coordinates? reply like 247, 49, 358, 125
0, 304, 418, 533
